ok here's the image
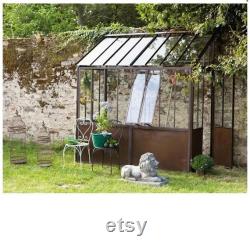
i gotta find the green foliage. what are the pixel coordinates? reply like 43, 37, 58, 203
191, 155, 214, 171
73, 4, 144, 28
104, 138, 119, 148
137, 4, 247, 76
137, 4, 231, 33
56, 23, 132, 51
3, 4, 143, 38
95, 108, 111, 133
3, 4, 78, 37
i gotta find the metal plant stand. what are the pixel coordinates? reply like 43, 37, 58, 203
8, 111, 27, 164
91, 120, 123, 174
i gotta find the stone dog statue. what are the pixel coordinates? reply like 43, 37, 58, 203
121, 152, 167, 185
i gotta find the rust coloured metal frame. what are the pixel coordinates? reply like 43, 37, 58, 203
76, 30, 218, 171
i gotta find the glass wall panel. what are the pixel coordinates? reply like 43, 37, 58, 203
105, 38, 141, 66
134, 37, 167, 66
126, 73, 146, 123
92, 38, 128, 66
193, 80, 203, 129
78, 38, 116, 66
118, 69, 135, 124
92, 70, 104, 120
107, 70, 118, 121
158, 70, 189, 128
139, 71, 160, 124
119, 37, 153, 66
79, 70, 92, 119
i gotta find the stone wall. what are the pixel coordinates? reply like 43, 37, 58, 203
3, 36, 83, 141
3, 37, 247, 166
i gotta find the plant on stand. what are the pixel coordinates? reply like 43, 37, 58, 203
92, 103, 112, 148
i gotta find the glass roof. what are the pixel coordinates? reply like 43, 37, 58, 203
77, 32, 214, 67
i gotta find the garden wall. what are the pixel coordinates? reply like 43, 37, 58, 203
3, 36, 247, 167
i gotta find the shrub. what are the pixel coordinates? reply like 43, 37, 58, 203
191, 154, 214, 171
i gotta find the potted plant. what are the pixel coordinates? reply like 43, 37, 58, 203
191, 154, 214, 176
91, 106, 112, 148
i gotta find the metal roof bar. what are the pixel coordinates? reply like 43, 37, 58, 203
145, 34, 171, 65
105, 31, 193, 37
160, 34, 185, 65
130, 35, 158, 66
90, 37, 118, 65
78, 65, 192, 73
116, 36, 144, 65
103, 37, 130, 66
174, 34, 198, 65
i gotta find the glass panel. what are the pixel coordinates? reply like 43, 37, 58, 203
163, 35, 193, 66
119, 37, 154, 66
118, 69, 135, 123
126, 73, 146, 123
107, 70, 118, 121
139, 72, 160, 124
92, 70, 104, 120
193, 80, 203, 129
79, 70, 92, 119
105, 38, 141, 66
92, 38, 128, 66
159, 69, 189, 129
147, 35, 180, 65
176, 35, 211, 65
133, 37, 166, 66
77, 38, 116, 66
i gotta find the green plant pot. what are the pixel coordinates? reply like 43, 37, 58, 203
92, 132, 112, 148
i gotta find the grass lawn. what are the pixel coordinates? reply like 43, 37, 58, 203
3, 141, 247, 193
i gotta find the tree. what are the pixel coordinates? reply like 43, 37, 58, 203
72, 4, 144, 28
3, 4, 78, 37
136, 3, 247, 75
3, 4, 144, 38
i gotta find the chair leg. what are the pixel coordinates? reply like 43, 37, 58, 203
88, 147, 91, 164
91, 149, 95, 171
62, 145, 67, 168
102, 150, 104, 168
109, 150, 112, 175
79, 147, 82, 166
74, 147, 81, 166
118, 151, 121, 170
73, 148, 76, 166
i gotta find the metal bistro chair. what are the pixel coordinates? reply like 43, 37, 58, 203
63, 118, 93, 167
91, 120, 123, 174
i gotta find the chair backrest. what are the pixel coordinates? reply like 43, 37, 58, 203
110, 120, 123, 143
76, 118, 93, 143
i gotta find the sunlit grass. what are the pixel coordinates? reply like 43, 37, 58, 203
3, 141, 247, 193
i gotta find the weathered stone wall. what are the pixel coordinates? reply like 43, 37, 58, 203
3, 37, 247, 166
3, 36, 83, 141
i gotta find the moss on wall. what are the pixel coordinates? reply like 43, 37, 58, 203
3, 35, 84, 92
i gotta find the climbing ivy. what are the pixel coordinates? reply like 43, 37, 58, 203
55, 23, 136, 51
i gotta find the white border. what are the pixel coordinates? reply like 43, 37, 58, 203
0, 1, 249, 249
